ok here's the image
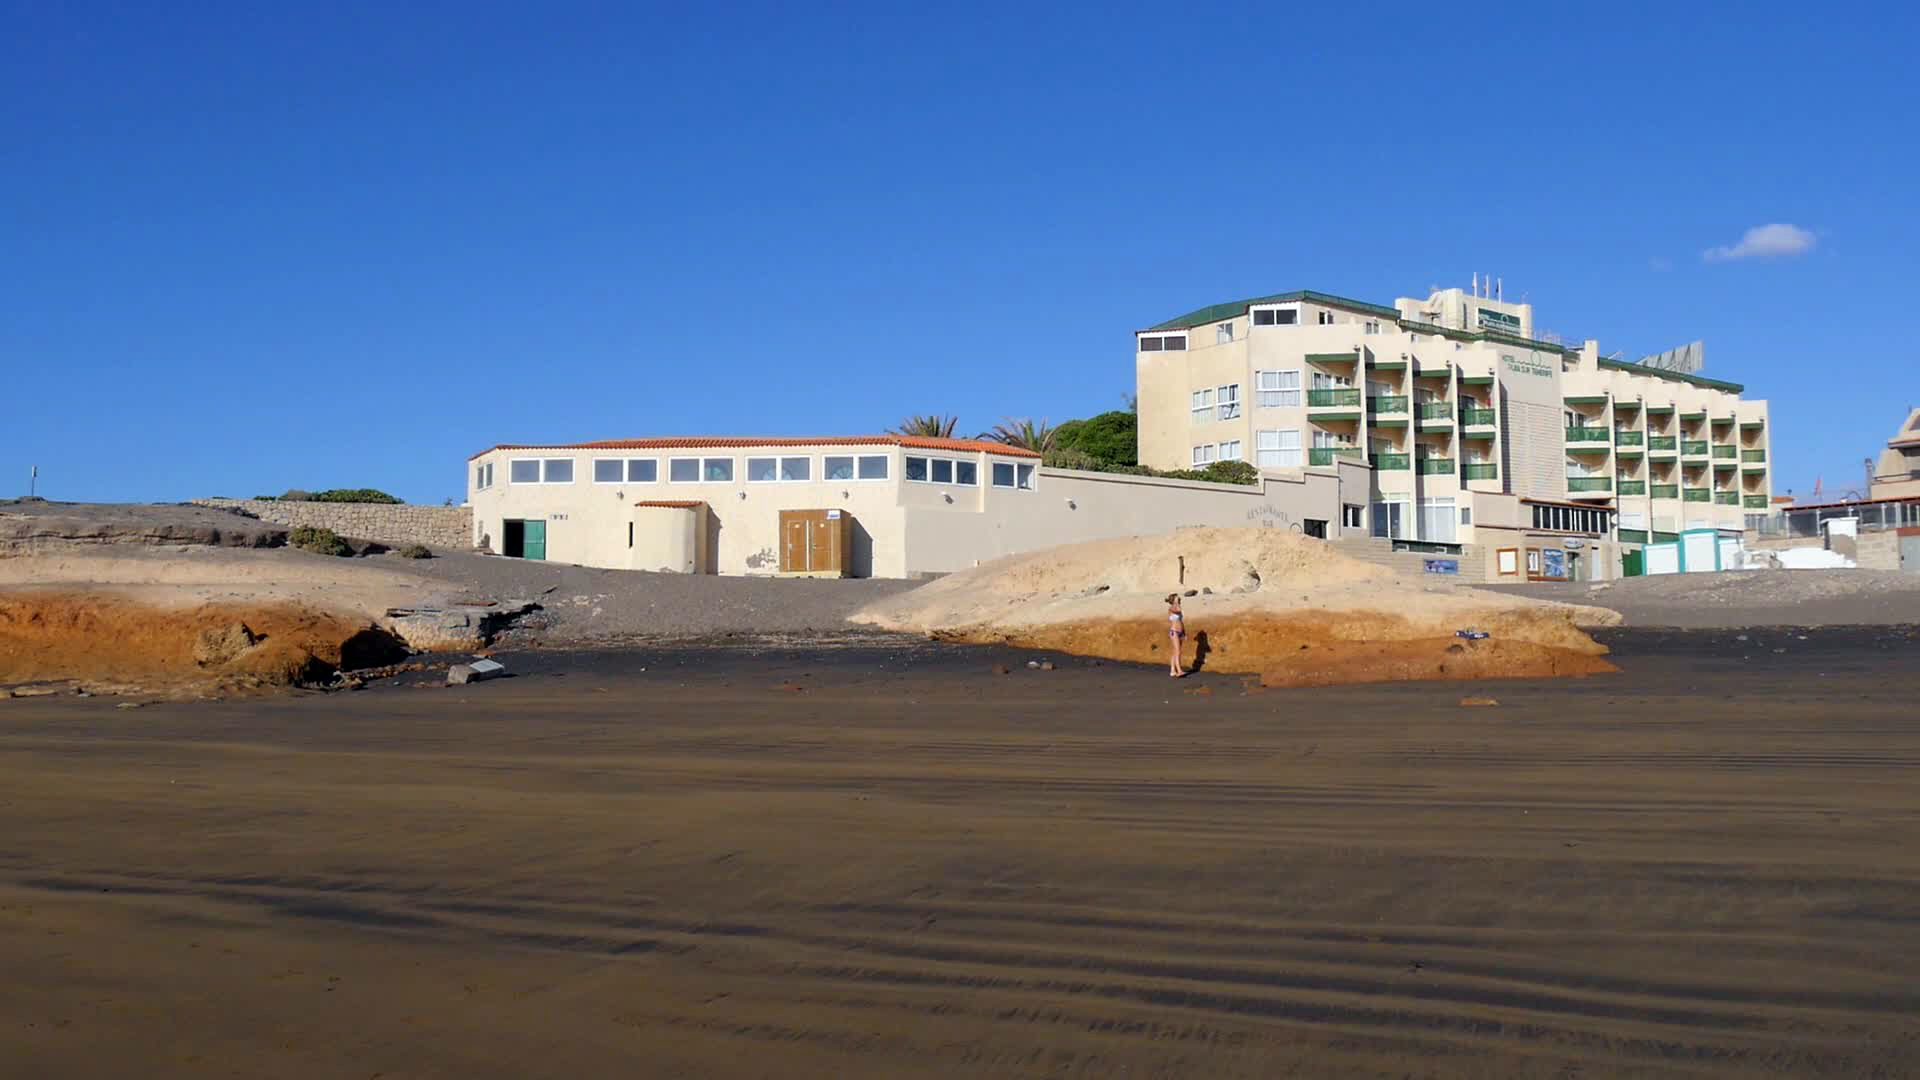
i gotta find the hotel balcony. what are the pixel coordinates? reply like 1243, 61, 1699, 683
1374, 453, 1411, 471
1416, 456, 1454, 475
1462, 462, 1497, 480
1307, 446, 1363, 466
1616, 430, 1644, 446
1741, 448, 1767, 462
1567, 476, 1613, 493
1682, 440, 1710, 457
1617, 479, 1647, 495
1683, 488, 1711, 503
1459, 406, 1496, 426
1744, 494, 1769, 509
1647, 435, 1678, 451
1565, 426, 1610, 443
1651, 483, 1680, 499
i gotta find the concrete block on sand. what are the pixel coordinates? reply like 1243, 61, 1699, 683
851, 528, 1622, 687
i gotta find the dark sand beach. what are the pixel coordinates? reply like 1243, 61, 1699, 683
3, 626, 1919, 1078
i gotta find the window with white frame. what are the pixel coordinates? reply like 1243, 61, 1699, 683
1342, 504, 1364, 528
1216, 323, 1234, 345
668, 458, 699, 483
1310, 370, 1352, 389
702, 458, 733, 482
1190, 388, 1215, 423
747, 457, 780, 483
824, 455, 855, 480
626, 459, 657, 483
1255, 370, 1300, 407
955, 460, 978, 486
1317, 310, 1336, 325
1252, 308, 1298, 326
1138, 334, 1188, 352
512, 458, 572, 484
1192, 444, 1217, 466
991, 462, 1016, 488
930, 459, 954, 484
509, 459, 541, 484
857, 454, 889, 480
905, 456, 930, 482
779, 456, 810, 482
475, 462, 493, 489
1311, 429, 1340, 449
1255, 429, 1300, 467
1364, 321, 1381, 334
1217, 383, 1241, 419
1216, 440, 1242, 461
1017, 464, 1035, 489
593, 459, 626, 484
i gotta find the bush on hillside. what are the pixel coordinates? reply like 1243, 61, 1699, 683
278, 489, 314, 502
396, 543, 433, 559
1052, 410, 1138, 467
1201, 460, 1258, 485
288, 525, 352, 557
313, 489, 402, 504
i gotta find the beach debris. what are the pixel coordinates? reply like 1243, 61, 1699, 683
1458, 696, 1500, 707
447, 658, 507, 686
1455, 629, 1490, 640
992, 664, 1012, 676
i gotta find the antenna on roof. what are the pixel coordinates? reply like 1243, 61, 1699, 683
1471, 271, 1478, 297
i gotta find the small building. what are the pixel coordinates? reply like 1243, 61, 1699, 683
1871, 407, 1920, 501
466, 436, 1361, 578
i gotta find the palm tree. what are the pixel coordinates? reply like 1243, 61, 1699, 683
889, 414, 960, 438
985, 417, 1058, 452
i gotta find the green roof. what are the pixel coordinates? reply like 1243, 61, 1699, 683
1598, 357, 1744, 393
1147, 289, 1402, 330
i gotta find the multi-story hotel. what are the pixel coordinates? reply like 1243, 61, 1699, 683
1137, 284, 1773, 579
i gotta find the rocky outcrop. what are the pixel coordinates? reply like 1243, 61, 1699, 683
0, 500, 286, 554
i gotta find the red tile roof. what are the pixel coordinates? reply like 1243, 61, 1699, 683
469, 435, 1041, 461
632, 500, 705, 509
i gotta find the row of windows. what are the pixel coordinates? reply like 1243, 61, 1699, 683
493, 453, 895, 488
1192, 441, 1241, 466
1138, 334, 1188, 351
1194, 430, 1363, 469
1530, 504, 1612, 534
906, 455, 1036, 490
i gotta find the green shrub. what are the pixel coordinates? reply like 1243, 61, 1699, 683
279, 489, 314, 502
1052, 410, 1138, 466
288, 525, 352, 557
312, 489, 402, 504
396, 543, 433, 559
1202, 460, 1259, 485
1041, 447, 1103, 471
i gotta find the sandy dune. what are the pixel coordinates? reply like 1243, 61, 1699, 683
854, 528, 1622, 684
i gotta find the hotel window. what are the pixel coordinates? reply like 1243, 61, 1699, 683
930, 459, 954, 484
905, 456, 930, 482
541, 459, 574, 484
594, 459, 626, 484
1217, 383, 1241, 419
991, 462, 1016, 488
475, 463, 493, 489
1256, 370, 1300, 407
857, 454, 889, 480
509, 459, 541, 484
1255, 429, 1300, 467
1190, 388, 1215, 423
780, 456, 810, 482
955, 461, 978, 486
747, 457, 780, 483
1216, 323, 1234, 344
1317, 310, 1336, 325
1252, 308, 1298, 326
1138, 334, 1188, 352
1017, 464, 1035, 489
702, 458, 733, 482
668, 458, 700, 483
627, 459, 657, 483
1363, 321, 1381, 334
1342, 504, 1364, 528
1192, 444, 1217, 466
1217, 440, 1242, 461
824, 456, 855, 480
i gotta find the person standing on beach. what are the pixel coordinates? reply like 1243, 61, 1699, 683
1166, 593, 1185, 678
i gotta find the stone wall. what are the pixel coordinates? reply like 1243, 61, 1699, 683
1750, 530, 1899, 571
193, 498, 472, 552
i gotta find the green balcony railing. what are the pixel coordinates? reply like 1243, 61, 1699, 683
1651, 484, 1680, 498
1416, 457, 1455, 475
1741, 448, 1766, 462
1374, 453, 1410, 471
1683, 488, 1711, 503
1715, 491, 1739, 505
1615, 430, 1644, 446
1307, 446, 1362, 466
1567, 476, 1612, 492
1682, 440, 1710, 456
1462, 462, 1497, 480
1566, 427, 1610, 442
1307, 387, 1362, 407
1618, 528, 1649, 544
1744, 495, 1769, 509
1459, 407, 1496, 425
1368, 395, 1409, 413
1617, 479, 1647, 495
1712, 444, 1736, 459
1415, 401, 1452, 420
1648, 435, 1678, 450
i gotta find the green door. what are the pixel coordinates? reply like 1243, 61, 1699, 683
1622, 549, 1643, 577
523, 519, 547, 561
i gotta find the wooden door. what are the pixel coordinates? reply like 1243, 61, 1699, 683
782, 516, 810, 572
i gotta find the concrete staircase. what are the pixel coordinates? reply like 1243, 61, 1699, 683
1329, 536, 1487, 584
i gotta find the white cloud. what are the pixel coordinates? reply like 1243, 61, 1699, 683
1703, 223, 1817, 262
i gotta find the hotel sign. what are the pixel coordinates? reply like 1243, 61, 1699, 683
1501, 352, 1553, 379
1477, 308, 1521, 333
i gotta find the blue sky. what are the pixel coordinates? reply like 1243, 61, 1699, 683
3, 1, 1913, 504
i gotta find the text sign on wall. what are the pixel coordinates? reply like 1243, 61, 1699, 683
1501, 353, 1554, 379
1477, 308, 1521, 333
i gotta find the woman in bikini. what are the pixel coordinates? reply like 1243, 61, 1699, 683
1166, 593, 1185, 678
